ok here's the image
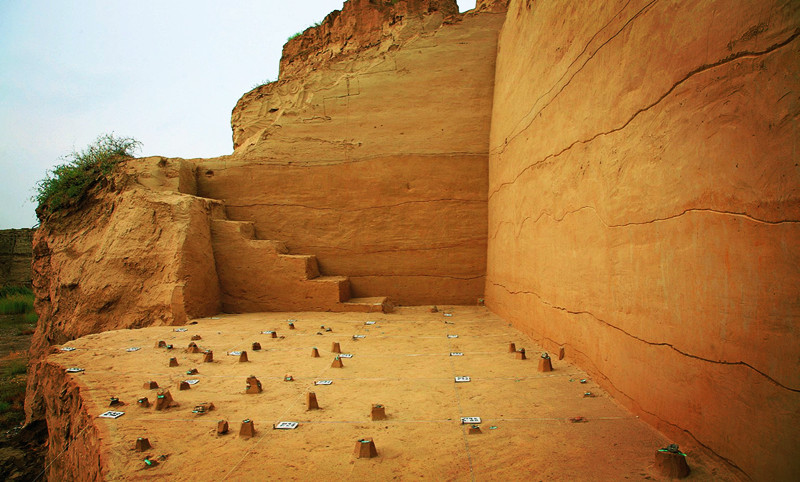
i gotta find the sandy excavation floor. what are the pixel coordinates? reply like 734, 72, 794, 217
50, 307, 735, 480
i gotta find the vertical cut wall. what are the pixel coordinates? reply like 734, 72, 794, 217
197, 7, 506, 305
486, 1, 800, 480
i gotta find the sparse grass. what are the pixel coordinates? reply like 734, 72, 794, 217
32, 133, 141, 219
0, 353, 27, 425
0, 286, 32, 298
0, 294, 34, 315
287, 31, 303, 41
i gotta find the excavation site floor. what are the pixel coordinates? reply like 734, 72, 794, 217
50, 307, 734, 480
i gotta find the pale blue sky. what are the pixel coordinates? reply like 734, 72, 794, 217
0, 0, 476, 228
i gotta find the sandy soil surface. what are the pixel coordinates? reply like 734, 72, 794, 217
49, 307, 735, 480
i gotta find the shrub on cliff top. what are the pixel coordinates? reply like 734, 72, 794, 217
33, 133, 141, 220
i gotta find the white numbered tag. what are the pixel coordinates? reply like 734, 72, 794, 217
99, 411, 125, 419
447, 335, 458, 339
339, 354, 353, 358
173, 328, 188, 332
315, 380, 333, 385
274, 422, 298, 430
228, 351, 242, 356
185, 379, 200, 385
126, 347, 141, 352
65, 367, 84, 373
443, 313, 453, 317
450, 352, 464, 357
61, 347, 76, 352
261, 331, 274, 335
365, 321, 376, 325
455, 376, 471, 383
461, 417, 481, 424
353, 335, 366, 339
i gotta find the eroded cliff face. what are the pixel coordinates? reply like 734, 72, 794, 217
202, 1, 506, 304
26, 157, 223, 423
485, 0, 800, 480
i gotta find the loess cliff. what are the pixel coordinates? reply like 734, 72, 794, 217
25, 0, 800, 480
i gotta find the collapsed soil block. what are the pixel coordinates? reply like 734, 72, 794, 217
137, 397, 150, 408
188, 342, 201, 353
655, 445, 691, 478
271, 331, 278, 339
135, 437, 152, 452
156, 340, 166, 348
217, 420, 229, 435
252, 342, 261, 351
354, 438, 378, 459
240, 419, 256, 438
538, 352, 553, 372
515, 348, 527, 360
246, 376, 262, 394
331, 342, 341, 353
331, 356, 344, 368
468, 425, 482, 435
311, 347, 320, 358
191, 334, 201, 340
558, 346, 565, 360
203, 350, 213, 363
178, 381, 191, 391
430, 306, 439, 313
239, 351, 249, 362
143, 381, 159, 389
508, 342, 516, 353
169, 357, 179, 367
306, 392, 320, 410
371, 404, 387, 421
109, 397, 123, 407
155, 390, 174, 411
288, 322, 295, 330
186, 368, 198, 375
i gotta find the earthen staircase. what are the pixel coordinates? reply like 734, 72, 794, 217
209, 205, 390, 313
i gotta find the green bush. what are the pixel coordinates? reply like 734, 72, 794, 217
3, 360, 27, 377
23, 312, 38, 324
0, 294, 34, 315
33, 133, 141, 219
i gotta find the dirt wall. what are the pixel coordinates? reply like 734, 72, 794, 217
197, 7, 505, 305
485, 1, 800, 480
0, 228, 34, 288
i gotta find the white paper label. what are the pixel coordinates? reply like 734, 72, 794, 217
455, 376, 471, 383
228, 351, 242, 356
443, 313, 453, 317
99, 411, 125, 419
339, 354, 353, 358
353, 335, 366, 339
61, 347, 76, 352
365, 321, 376, 325
173, 328, 188, 332
126, 347, 140, 352
450, 352, 464, 356
185, 379, 200, 385
65, 367, 84, 373
315, 380, 333, 385
275, 421, 298, 430
461, 417, 481, 424
261, 331, 274, 335
447, 335, 458, 339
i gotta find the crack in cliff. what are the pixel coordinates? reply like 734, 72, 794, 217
542, 340, 752, 479
496, 0, 644, 152
488, 280, 800, 393
488, 29, 800, 200
226, 198, 485, 212
489, 205, 800, 240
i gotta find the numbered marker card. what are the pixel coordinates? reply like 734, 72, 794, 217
99, 411, 125, 419
454, 376, 471, 383
461, 417, 481, 424
275, 422, 298, 430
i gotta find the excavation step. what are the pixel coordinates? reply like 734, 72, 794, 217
340, 297, 392, 313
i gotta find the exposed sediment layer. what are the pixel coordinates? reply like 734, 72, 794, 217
486, 1, 800, 480
0, 228, 34, 288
